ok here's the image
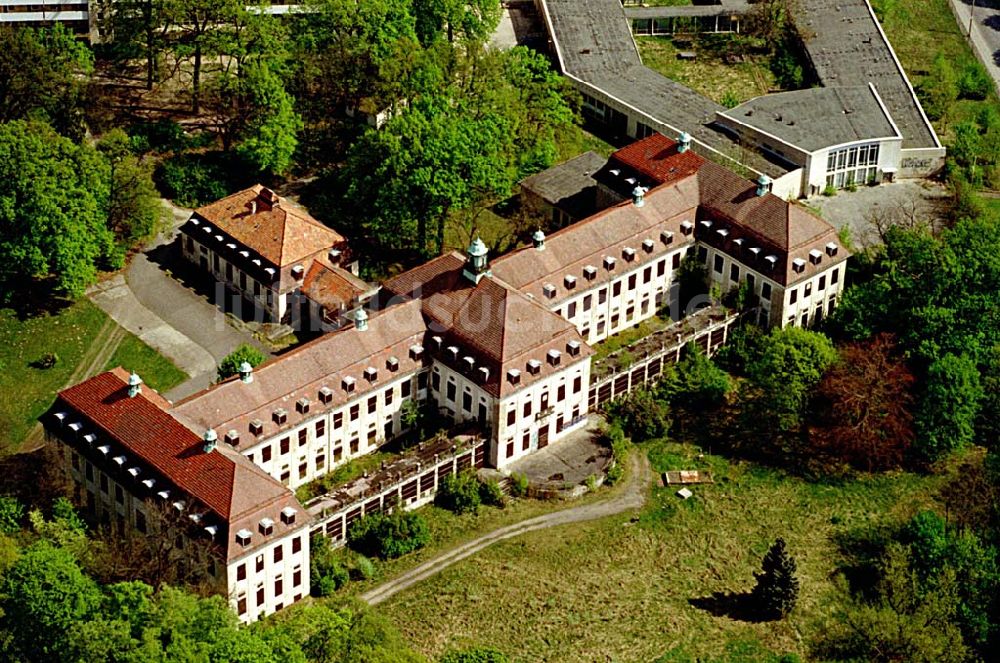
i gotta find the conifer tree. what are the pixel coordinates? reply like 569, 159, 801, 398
752, 537, 799, 619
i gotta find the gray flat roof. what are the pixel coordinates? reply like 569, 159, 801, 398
721, 85, 900, 152
797, 0, 940, 150
543, 0, 792, 178
520, 151, 606, 216
624, 2, 750, 19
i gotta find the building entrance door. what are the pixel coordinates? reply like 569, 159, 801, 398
538, 423, 549, 449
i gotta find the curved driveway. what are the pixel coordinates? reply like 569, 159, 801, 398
360, 452, 651, 606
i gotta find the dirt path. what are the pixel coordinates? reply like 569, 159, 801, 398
21, 319, 126, 452
360, 452, 651, 606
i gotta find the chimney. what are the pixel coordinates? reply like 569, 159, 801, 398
756, 174, 772, 197
238, 361, 254, 384
677, 131, 692, 153
532, 229, 546, 251
354, 308, 369, 331
203, 429, 218, 453
632, 185, 648, 207
128, 372, 142, 398
249, 199, 258, 215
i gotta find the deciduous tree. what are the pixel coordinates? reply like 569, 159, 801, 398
914, 353, 982, 462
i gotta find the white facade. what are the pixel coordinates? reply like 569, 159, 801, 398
227, 524, 309, 623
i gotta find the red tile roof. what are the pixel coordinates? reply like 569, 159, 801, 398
608, 133, 706, 186
192, 185, 345, 268
301, 259, 371, 312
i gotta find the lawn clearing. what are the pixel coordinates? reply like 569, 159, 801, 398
376, 441, 947, 662
0, 298, 186, 453
636, 34, 779, 106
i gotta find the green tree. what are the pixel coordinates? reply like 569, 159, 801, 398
347, 510, 430, 559
163, 0, 232, 113
217, 343, 267, 381
233, 63, 303, 175
412, 0, 501, 45
0, 541, 103, 661
676, 253, 709, 313
435, 470, 482, 514
914, 353, 982, 462
0, 496, 24, 534
0, 24, 94, 139
921, 54, 959, 121
745, 327, 837, 432
610, 388, 670, 442
977, 345, 1000, 448
751, 538, 799, 619
0, 121, 115, 299
98, 129, 161, 254
663, 343, 731, 410
310, 535, 350, 597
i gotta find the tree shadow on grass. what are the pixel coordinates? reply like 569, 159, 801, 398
688, 591, 771, 623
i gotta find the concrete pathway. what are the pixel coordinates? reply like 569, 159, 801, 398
360, 451, 651, 606
950, 0, 1000, 98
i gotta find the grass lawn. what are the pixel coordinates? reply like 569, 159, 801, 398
636, 34, 778, 106
873, 0, 999, 141
376, 441, 947, 662
0, 299, 186, 453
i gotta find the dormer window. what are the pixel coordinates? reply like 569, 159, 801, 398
567, 340, 581, 356
202, 225, 212, 234
142, 478, 155, 489
236, 529, 252, 546
128, 467, 141, 477
364, 366, 378, 382
622, 247, 636, 261
291, 264, 305, 279
477, 366, 490, 382
226, 242, 236, 250
792, 258, 807, 273
809, 249, 823, 265
680, 221, 694, 235
603, 256, 616, 271
764, 255, 778, 270
215, 234, 223, 243
826, 242, 839, 257
342, 376, 356, 393
225, 429, 240, 446
431, 336, 443, 350
543, 284, 557, 298
250, 419, 264, 436
749, 247, 761, 258
462, 356, 475, 371
259, 518, 274, 536
98, 445, 111, 456
733, 238, 745, 247
583, 265, 598, 280
547, 349, 562, 366
157, 489, 170, 500
507, 369, 521, 385
318, 386, 333, 404
113, 455, 127, 466
527, 359, 542, 375
661, 230, 674, 245
204, 525, 218, 538
446, 346, 459, 361
564, 275, 577, 289
280, 507, 297, 525
409, 344, 424, 360
296, 398, 310, 414
386, 356, 399, 372
83, 433, 97, 445
716, 228, 729, 238
172, 500, 185, 512
273, 408, 287, 425
700, 220, 713, 229
642, 239, 655, 253
68, 421, 82, 434
53, 412, 67, 427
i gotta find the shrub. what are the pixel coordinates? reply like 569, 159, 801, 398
0, 497, 24, 534
721, 90, 741, 109
436, 471, 482, 515
508, 472, 529, 497
959, 60, 992, 100
353, 555, 377, 580
822, 184, 837, 197
347, 510, 430, 560
310, 535, 349, 597
604, 424, 629, 486
610, 388, 670, 442
663, 343, 731, 409
217, 343, 267, 382
585, 474, 598, 492
478, 479, 506, 508
439, 647, 510, 663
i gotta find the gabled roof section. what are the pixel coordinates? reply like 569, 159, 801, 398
301, 259, 372, 312
192, 185, 345, 267
606, 133, 707, 186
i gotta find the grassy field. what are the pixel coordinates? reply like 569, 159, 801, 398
636, 35, 778, 106
873, 0, 999, 141
0, 299, 186, 453
376, 441, 947, 661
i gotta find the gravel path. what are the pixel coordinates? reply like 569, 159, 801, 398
360, 452, 651, 606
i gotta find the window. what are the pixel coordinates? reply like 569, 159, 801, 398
384, 387, 393, 406
115, 485, 124, 505
367, 396, 377, 414
507, 408, 516, 426
567, 301, 577, 318
316, 420, 325, 438
298, 429, 307, 447
401, 379, 411, 398
237, 564, 246, 581
293, 567, 302, 588
316, 454, 325, 470
818, 275, 826, 291
431, 371, 440, 391
583, 294, 592, 311
506, 441, 514, 458
238, 597, 247, 615
805, 282, 812, 297
761, 282, 772, 301
672, 253, 681, 269
85, 462, 93, 481
256, 585, 264, 606
523, 400, 532, 418
522, 431, 530, 451
462, 391, 472, 413
350, 438, 359, 454
557, 385, 566, 402
643, 266, 652, 283
298, 462, 307, 479
292, 536, 302, 554
627, 274, 636, 291
598, 288, 607, 305
334, 412, 343, 429
573, 375, 582, 393
730, 264, 739, 282
262, 445, 273, 462
280, 437, 290, 455
350, 404, 359, 421
790, 288, 798, 304
280, 470, 290, 485
135, 510, 146, 533
100, 474, 108, 493
698, 247, 708, 263
256, 555, 264, 573
446, 381, 456, 402
612, 281, 622, 297
274, 577, 283, 597
713, 255, 723, 274
831, 268, 839, 285
274, 545, 283, 563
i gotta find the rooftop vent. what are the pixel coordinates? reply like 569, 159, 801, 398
583, 265, 598, 280
826, 242, 839, 257
203, 429, 218, 453
532, 229, 546, 251
238, 361, 253, 384
543, 283, 557, 298
642, 239, 655, 253
280, 507, 297, 524
319, 386, 333, 404
272, 408, 287, 425
296, 397, 310, 414
632, 185, 648, 208
527, 359, 542, 375
128, 372, 142, 398
386, 356, 399, 372
677, 131, 692, 153
342, 376, 356, 393
507, 369, 521, 385
756, 174, 772, 197
353, 308, 368, 332
250, 419, 264, 436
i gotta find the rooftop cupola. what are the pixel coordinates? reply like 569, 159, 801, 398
462, 236, 491, 284
632, 185, 649, 208
238, 361, 254, 384
203, 429, 218, 453
128, 372, 142, 398
532, 229, 546, 251
677, 131, 692, 153
354, 307, 369, 332
756, 173, 772, 197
